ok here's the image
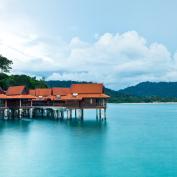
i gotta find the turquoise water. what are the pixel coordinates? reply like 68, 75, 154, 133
0, 103, 177, 177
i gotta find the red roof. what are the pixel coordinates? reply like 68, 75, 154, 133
29, 89, 36, 96
35, 88, 52, 96
71, 84, 103, 94
1, 84, 109, 101
52, 88, 70, 96
6, 86, 26, 96
0, 94, 7, 99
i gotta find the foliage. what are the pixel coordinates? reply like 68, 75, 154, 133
46, 80, 92, 88
0, 55, 13, 73
0, 74, 47, 90
119, 81, 177, 98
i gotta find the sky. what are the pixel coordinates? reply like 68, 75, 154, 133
0, 0, 177, 90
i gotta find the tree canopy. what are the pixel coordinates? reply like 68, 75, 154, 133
0, 55, 13, 73
0, 74, 47, 90
0, 55, 47, 90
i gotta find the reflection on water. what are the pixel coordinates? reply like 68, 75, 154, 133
0, 114, 108, 177
58, 119, 107, 131
0, 118, 107, 130
0, 118, 108, 142
0, 104, 177, 177
0, 119, 31, 133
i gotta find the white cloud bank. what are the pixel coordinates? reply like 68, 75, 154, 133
0, 0, 177, 89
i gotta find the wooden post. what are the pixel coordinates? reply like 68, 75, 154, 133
60, 110, 62, 119
96, 109, 98, 119
19, 109, 22, 119
5, 100, 7, 108
12, 109, 15, 119
19, 99, 22, 107
56, 110, 59, 119
42, 108, 44, 118
81, 109, 84, 120
61, 110, 64, 119
43, 109, 47, 117
77, 109, 81, 119
18, 99, 22, 119
58, 110, 60, 119
54, 110, 57, 119
99, 109, 101, 119
75, 109, 77, 118
29, 108, 33, 118
104, 108, 106, 120
67, 109, 69, 119
4, 109, 8, 119
58, 110, 61, 119
9, 109, 12, 119
70, 109, 72, 119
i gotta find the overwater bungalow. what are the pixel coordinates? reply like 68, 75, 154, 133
0, 83, 109, 120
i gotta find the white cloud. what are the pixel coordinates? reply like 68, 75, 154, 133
0, 30, 177, 90
0, 1, 177, 89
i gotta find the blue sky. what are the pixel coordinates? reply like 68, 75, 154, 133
12, 0, 177, 50
0, 0, 177, 89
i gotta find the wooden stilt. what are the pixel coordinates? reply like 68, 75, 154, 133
58, 110, 60, 119
44, 109, 47, 117
67, 109, 69, 119
75, 109, 77, 118
29, 108, 33, 118
4, 109, 8, 120
19, 99, 22, 119
56, 110, 58, 119
77, 109, 80, 119
42, 109, 44, 118
96, 109, 98, 119
5, 100, 7, 108
99, 109, 101, 119
54, 110, 57, 119
104, 108, 106, 120
19, 109, 22, 119
61, 110, 64, 119
81, 109, 84, 120
70, 109, 72, 119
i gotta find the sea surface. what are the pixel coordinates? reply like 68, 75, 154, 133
0, 103, 177, 177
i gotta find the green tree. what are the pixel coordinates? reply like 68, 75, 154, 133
0, 55, 13, 73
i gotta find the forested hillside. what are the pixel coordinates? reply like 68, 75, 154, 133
119, 81, 177, 98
